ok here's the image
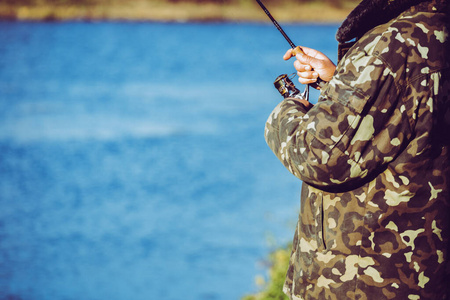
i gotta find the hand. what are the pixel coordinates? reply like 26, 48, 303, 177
283, 46, 336, 86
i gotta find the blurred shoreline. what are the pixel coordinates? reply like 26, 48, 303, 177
0, 1, 356, 23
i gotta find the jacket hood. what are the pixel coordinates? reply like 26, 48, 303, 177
336, 0, 448, 43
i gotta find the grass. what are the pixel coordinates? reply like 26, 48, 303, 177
0, 0, 359, 23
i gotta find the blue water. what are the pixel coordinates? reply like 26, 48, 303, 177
0, 21, 339, 300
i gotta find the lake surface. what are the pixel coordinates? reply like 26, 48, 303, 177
0, 21, 339, 300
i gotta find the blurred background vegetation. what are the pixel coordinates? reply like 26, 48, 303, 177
0, 0, 360, 22
242, 244, 292, 300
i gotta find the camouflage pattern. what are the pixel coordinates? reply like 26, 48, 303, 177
265, 0, 450, 299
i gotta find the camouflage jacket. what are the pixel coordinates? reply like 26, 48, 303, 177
265, 1, 450, 299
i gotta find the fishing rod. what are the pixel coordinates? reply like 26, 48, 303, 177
255, 0, 324, 95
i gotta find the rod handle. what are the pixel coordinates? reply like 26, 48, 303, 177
292, 46, 305, 56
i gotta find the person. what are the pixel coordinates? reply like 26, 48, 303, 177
264, 0, 450, 299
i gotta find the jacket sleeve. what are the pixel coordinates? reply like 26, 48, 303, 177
265, 49, 413, 189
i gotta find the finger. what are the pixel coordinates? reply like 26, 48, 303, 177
294, 60, 312, 72
296, 53, 315, 67
297, 71, 319, 84
298, 77, 319, 85
297, 71, 318, 79
283, 49, 294, 60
